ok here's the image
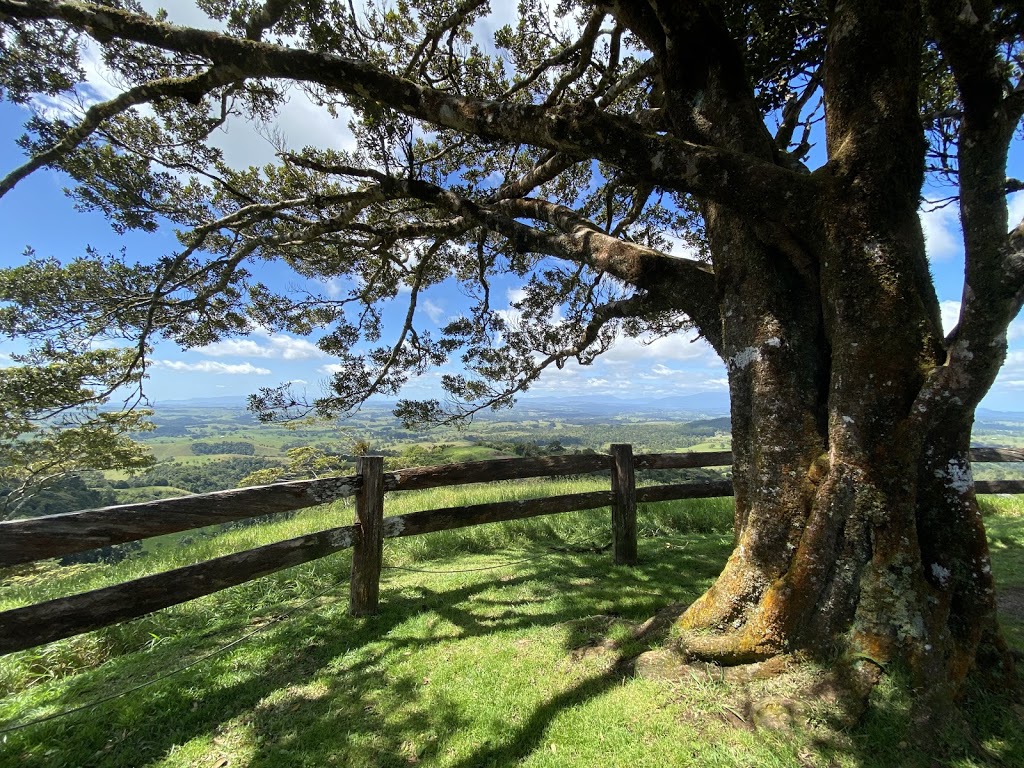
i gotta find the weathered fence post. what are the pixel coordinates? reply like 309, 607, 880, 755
610, 443, 637, 565
350, 455, 385, 616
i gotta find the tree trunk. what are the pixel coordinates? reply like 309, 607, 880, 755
668, 1, 1016, 716
674, 218, 1014, 700
674, 170, 1014, 722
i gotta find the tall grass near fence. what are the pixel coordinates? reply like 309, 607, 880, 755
0, 478, 732, 694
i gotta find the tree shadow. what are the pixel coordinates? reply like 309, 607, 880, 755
5, 524, 1022, 768
0, 538, 730, 767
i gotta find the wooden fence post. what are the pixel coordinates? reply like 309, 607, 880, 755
611, 443, 637, 565
350, 455, 385, 616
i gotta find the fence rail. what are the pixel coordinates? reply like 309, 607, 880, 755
1, 445, 1022, 655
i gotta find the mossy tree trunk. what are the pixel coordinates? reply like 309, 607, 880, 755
671, 1, 1017, 707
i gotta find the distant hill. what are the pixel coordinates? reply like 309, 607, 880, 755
152, 391, 733, 419
153, 395, 251, 408
976, 408, 1024, 423
519, 391, 731, 417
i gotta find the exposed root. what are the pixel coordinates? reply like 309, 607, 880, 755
627, 601, 688, 646
674, 629, 779, 666
632, 646, 882, 734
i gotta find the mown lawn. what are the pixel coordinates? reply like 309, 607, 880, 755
0, 492, 1022, 767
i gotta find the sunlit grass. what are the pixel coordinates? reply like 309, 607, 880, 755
0, 491, 1021, 767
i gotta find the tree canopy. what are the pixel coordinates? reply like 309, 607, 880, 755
2, 0, 1024, 728
0, 2, 1019, 421
0, 1, 835, 421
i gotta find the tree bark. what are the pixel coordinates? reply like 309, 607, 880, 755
668, 0, 1016, 717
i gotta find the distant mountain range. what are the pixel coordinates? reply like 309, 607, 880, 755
976, 408, 1024, 422
154, 395, 250, 407
153, 391, 733, 417
519, 392, 731, 415
151, 393, 1024, 423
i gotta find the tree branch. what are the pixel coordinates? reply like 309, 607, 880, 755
0, 0, 812, 226
0, 67, 237, 199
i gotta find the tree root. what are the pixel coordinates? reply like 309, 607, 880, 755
632, 646, 881, 731
673, 628, 779, 666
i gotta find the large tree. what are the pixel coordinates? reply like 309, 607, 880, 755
1, 0, 1022, 719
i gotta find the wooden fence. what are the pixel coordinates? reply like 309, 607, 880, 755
1, 446, 1022, 655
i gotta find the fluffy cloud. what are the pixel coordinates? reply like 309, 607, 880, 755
1008, 192, 1024, 228
154, 360, 271, 375
601, 328, 721, 367
421, 298, 447, 324
920, 204, 962, 263
939, 300, 961, 336
197, 333, 325, 360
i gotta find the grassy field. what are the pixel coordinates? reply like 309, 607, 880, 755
1, 491, 1022, 767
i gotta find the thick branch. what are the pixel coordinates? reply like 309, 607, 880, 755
912, 4, 1024, 420
0, 0, 812, 226
924, 0, 1020, 128
489, 152, 577, 202
823, 0, 924, 198
280, 153, 722, 349
243, 0, 294, 41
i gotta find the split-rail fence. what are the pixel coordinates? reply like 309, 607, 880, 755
1, 445, 1022, 656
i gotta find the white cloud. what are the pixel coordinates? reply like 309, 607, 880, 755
31, 41, 122, 122
660, 233, 702, 259
940, 300, 961, 336
197, 333, 324, 360
1008, 192, 1024, 228
140, 1, 224, 30
319, 364, 345, 375
41, 2, 356, 172
321, 277, 346, 298
206, 87, 357, 169
920, 204, 962, 262
601, 328, 720, 367
421, 298, 446, 324
507, 287, 528, 305
154, 360, 271, 375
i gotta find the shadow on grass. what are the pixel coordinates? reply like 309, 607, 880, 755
4, 527, 1023, 768
0, 536, 728, 768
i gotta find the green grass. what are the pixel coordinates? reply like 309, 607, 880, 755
685, 438, 731, 452
0, 494, 1022, 767
0, 478, 733, 616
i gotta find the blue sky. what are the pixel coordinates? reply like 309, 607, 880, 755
0, 10, 1022, 413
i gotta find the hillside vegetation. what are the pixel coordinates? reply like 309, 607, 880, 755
5, 402, 743, 519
